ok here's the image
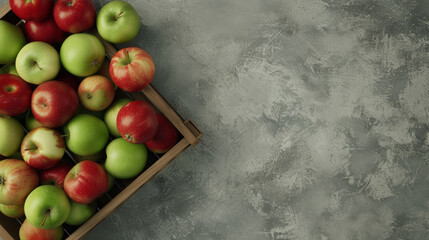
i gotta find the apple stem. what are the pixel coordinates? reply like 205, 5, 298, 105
60, 134, 70, 138
41, 209, 50, 227
34, 61, 42, 71
115, 11, 124, 21
126, 50, 132, 65
24, 147, 37, 151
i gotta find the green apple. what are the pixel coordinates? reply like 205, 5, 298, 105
15, 42, 60, 85
96, 0, 141, 44
24, 185, 70, 229
63, 114, 109, 156
0, 20, 26, 64
65, 200, 97, 226
25, 110, 43, 131
104, 98, 132, 137
0, 64, 19, 76
105, 138, 147, 179
0, 115, 25, 157
60, 33, 105, 77
0, 203, 24, 218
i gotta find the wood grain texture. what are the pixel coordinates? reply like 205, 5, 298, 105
0, 1, 10, 18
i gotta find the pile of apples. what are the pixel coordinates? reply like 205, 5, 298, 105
0, 0, 179, 239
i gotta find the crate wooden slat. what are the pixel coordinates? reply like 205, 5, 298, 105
0, 3, 202, 239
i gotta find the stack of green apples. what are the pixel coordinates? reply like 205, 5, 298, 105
0, 0, 180, 239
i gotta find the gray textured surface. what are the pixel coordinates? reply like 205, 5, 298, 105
3, 0, 429, 239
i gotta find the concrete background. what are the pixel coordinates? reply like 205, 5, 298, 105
3, 0, 429, 239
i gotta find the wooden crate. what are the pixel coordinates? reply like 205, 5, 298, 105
0, 2, 202, 239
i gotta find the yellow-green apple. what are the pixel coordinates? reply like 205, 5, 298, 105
105, 138, 147, 179
24, 17, 68, 44
39, 162, 72, 189
15, 42, 60, 85
60, 33, 105, 77
21, 127, 66, 170
104, 98, 132, 137
65, 200, 97, 225
117, 100, 158, 143
25, 110, 43, 131
0, 74, 32, 116
31, 81, 79, 128
10, 0, 53, 21
96, 0, 140, 44
109, 47, 155, 92
0, 64, 18, 76
0, 20, 26, 64
24, 185, 70, 229
0, 203, 24, 218
78, 75, 115, 111
53, 0, 96, 33
0, 159, 39, 205
64, 161, 108, 204
63, 114, 109, 156
0, 115, 25, 157
19, 219, 63, 240
145, 114, 179, 153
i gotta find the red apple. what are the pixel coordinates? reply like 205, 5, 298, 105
0, 159, 39, 205
31, 81, 79, 128
64, 161, 108, 204
109, 47, 155, 92
39, 162, 72, 189
19, 219, 63, 240
24, 17, 68, 44
53, 0, 96, 33
0, 73, 32, 116
117, 101, 158, 144
145, 114, 179, 153
10, 0, 53, 21
21, 127, 66, 170
78, 75, 115, 111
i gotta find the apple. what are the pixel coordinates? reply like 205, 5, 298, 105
78, 75, 115, 111
65, 200, 97, 225
104, 98, 132, 137
145, 114, 179, 153
24, 17, 68, 44
31, 81, 79, 128
101, 162, 115, 191
53, 0, 96, 33
19, 219, 63, 240
105, 138, 147, 179
10, 0, 53, 21
0, 73, 32, 116
97, 0, 141, 44
63, 114, 109, 156
64, 161, 108, 204
0, 203, 24, 218
0, 20, 26, 64
39, 162, 72, 189
60, 33, 105, 77
110, 47, 155, 92
0, 115, 25, 157
0, 64, 18, 76
117, 100, 158, 144
25, 110, 43, 131
24, 185, 70, 229
0, 159, 39, 205
21, 127, 66, 170
16, 42, 61, 85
